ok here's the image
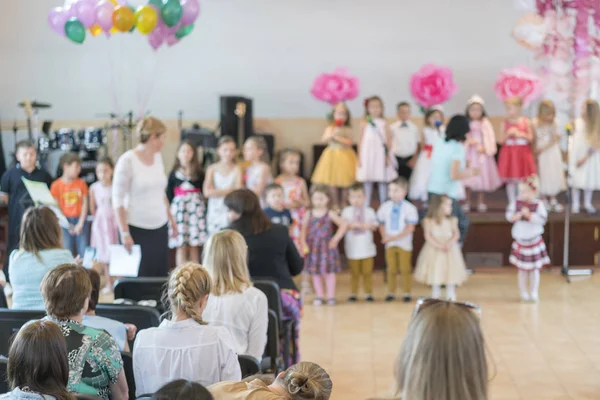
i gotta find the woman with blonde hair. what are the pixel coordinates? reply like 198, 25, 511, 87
113, 116, 177, 276
202, 229, 268, 361
133, 263, 241, 397
209, 361, 332, 400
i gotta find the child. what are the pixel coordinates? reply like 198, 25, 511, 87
243, 136, 272, 206
571, 99, 600, 214
462, 95, 502, 212
506, 176, 550, 302
378, 177, 418, 302
498, 97, 537, 204
341, 183, 378, 302
414, 195, 468, 301
409, 106, 445, 206
311, 102, 358, 207
534, 100, 566, 211
89, 157, 118, 294
356, 96, 398, 205
204, 136, 243, 236
263, 183, 292, 227
300, 185, 347, 306
50, 153, 89, 257
0, 140, 52, 284
167, 140, 207, 265
390, 102, 420, 181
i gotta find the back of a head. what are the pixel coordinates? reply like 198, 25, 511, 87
8, 320, 73, 400
395, 301, 488, 400
151, 379, 213, 400
279, 362, 333, 400
41, 264, 92, 320
444, 115, 470, 143
167, 263, 212, 325
202, 229, 251, 296
224, 189, 272, 235
19, 206, 63, 257
137, 116, 167, 144
85, 268, 101, 312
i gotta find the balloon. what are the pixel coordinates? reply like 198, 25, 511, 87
89, 24, 103, 36
166, 34, 179, 46
148, 29, 164, 50
112, 5, 135, 32
48, 7, 69, 36
161, 0, 183, 27
108, 0, 119, 5
175, 23, 193, 39
95, 1, 115, 32
180, 0, 199, 26
110, 26, 119, 34
129, 6, 137, 32
65, 18, 86, 44
149, 0, 163, 8
135, 5, 158, 34
74, 0, 97, 28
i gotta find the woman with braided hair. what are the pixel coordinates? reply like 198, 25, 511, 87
133, 263, 241, 397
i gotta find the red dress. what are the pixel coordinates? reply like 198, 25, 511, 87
497, 117, 537, 181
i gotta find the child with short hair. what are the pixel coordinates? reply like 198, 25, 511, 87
341, 183, 378, 302
263, 183, 292, 227
390, 102, 420, 181
50, 152, 89, 257
377, 177, 418, 302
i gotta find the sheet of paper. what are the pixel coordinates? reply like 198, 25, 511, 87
82, 247, 96, 269
21, 178, 69, 228
108, 245, 141, 277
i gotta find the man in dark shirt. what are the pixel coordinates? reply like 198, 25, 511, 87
0, 141, 53, 282
263, 183, 292, 227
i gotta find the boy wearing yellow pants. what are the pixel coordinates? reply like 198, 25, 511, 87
377, 177, 418, 302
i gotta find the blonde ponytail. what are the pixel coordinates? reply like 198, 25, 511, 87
584, 99, 600, 149
137, 116, 167, 144
279, 362, 332, 400
168, 263, 212, 325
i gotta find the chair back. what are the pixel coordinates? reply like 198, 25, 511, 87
0, 358, 7, 394
96, 305, 160, 332
0, 291, 8, 309
262, 309, 280, 374
0, 310, 45, 356
121, 351, 136, 400
114, 278, 168, 312
238, 354, 261, 378
252, 280, 284, 328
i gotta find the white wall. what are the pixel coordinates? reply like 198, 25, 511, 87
0, 0, 529, 121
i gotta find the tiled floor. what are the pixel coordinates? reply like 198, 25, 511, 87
300, 270, 600, 400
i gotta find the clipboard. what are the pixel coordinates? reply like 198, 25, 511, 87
21, 177, 69, 228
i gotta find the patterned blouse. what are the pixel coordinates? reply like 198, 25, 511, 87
42, 317, 123, 400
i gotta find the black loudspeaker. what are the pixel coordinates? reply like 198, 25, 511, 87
220, 96, 253, 150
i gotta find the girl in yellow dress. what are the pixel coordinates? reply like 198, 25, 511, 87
311, 102, 359, 207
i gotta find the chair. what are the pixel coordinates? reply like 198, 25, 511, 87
0, 291, 8, 309
121, 351, 136, 400
0, 310, 46, 356
0, 358, 8, 394
238, 354, 261, 378
261, 309, 281, 375
113, 278, 168, 313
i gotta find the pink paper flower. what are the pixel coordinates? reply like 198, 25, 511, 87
310, 68, 360, 105
494, 66, 543, 106
409, 64, 458, 108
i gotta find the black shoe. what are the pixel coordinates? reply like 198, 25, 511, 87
402, 294, 412, 303
365, 295, 374, 302
385, 295, 395, 302
348, 295, 357, 302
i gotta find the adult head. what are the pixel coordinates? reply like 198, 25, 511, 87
152, 379, 213, 400
444, 115, 471, 143
224, 188, 272, 236
8, 320, 73, 400
137, 116, 167, 154
41, 263, 91, 321
274, 362, 332, 400
19, 206, 63, 258
168, 263, 212, 325
202, 229, 251, 296
395, 299, 488, 400
85, 268, 102, 314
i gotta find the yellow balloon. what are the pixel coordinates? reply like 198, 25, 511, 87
112, 5, 135, 32
135, 5, 158, 35
89, 24, 103, 37
110, 26, 119, 34
108, 0, 118, 5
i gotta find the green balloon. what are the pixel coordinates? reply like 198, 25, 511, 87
161, 0, 183, 27
65, 18, 85, 44
149, 0, 162, 8
175, 23, 194, 39
129, 6, 136, 32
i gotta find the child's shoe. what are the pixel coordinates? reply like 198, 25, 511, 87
385, 294, 396, 302
365, 295, 374, 302
402, 294, 412, 303
327, 298, 336, 306
520, 292, 531, 302
347, 295, 357, 302
313, 298, 324, 306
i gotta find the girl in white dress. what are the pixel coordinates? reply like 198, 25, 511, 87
570, 99, 600, 214
409, 106, 445, 206
534, 100, 566, 211
204, 136, 243, 236
243, 136, 272, 206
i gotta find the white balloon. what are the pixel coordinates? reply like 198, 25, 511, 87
514, 0, 537, 12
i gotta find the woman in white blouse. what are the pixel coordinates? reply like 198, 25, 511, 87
202, 229, 268, 361
113, 116, 176, 276
133, 263, 241, 397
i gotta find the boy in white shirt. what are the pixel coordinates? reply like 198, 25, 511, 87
377, 177, 419, 302
390, 102, 420, 181
341, 183, 378, 302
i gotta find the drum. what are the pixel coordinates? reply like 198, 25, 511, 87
37, 137, 50, 153
82, 127, 106, 151
56, 129, 76, 151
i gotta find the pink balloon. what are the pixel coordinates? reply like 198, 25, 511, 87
148, 24, 165, 50
180, 0, 200, 26
95, 1, 115, 32
74, 0, 97, 28
48, 7, 69, 36
166, 34, 179, 47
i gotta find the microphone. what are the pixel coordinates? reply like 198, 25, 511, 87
366, 115, 376, 127
434, 120, 442, 129
565, 122, 573, 137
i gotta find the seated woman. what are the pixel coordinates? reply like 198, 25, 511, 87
225, 189, 304, 363
10, 206, 74, 309
133, 263, 241, 397
151, 380, 214, 400
208, 362, 332, 400
40, 264, 128, 400
202, 229, 268, 361
82, 268, 137, 352
1, 320, 74, 400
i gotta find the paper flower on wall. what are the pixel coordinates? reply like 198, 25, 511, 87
494, 65, 543, 106
512, 13, 548, 50
409, 64, 458, 108
310, 68, 360, 105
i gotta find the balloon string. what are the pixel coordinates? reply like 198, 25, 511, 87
136, 55, 160, 119
107, 40, 122, 160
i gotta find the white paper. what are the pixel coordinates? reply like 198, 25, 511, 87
82, 247, 96, 269
108, 245, 141, 277
21, 178, 69, 228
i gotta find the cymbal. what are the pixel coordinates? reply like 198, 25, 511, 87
18, 101, 52, 109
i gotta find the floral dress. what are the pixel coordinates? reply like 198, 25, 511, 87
166, 170, 207, 248
304, 212, 341, 275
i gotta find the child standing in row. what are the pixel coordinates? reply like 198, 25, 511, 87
378, 177, 418, 302
204, 136, 243, 236
414, 194, 468, 301
506, 176, 550, 302
167, 140, 207, 265
50, 153, 89, 258
390, 102, 420, 181
341, 183, 378, 302
263, 183, 292, 227
301, 185, 347, 306
243, 136, 272, 206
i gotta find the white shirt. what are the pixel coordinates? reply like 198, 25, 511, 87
133, 318, 241, 397
203, 287, 268, 361
377, 200, 419, 250
113, 150, 168, 229
390, 120, 420, 157
506, 199, 547, 241
341, 206, 377, 260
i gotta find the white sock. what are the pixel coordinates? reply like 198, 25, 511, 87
378, 183, 388, 203
506, 183, 517, 204
529, 269, 540, 299
518, 270, 529, 297
364, 182, 374, 206
572, 188, 581, 209
584, 190, 594, 208
432, 285, 441, 299
446, 284, 456, 301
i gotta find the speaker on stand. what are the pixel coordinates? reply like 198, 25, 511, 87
220, 96, 253, 149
